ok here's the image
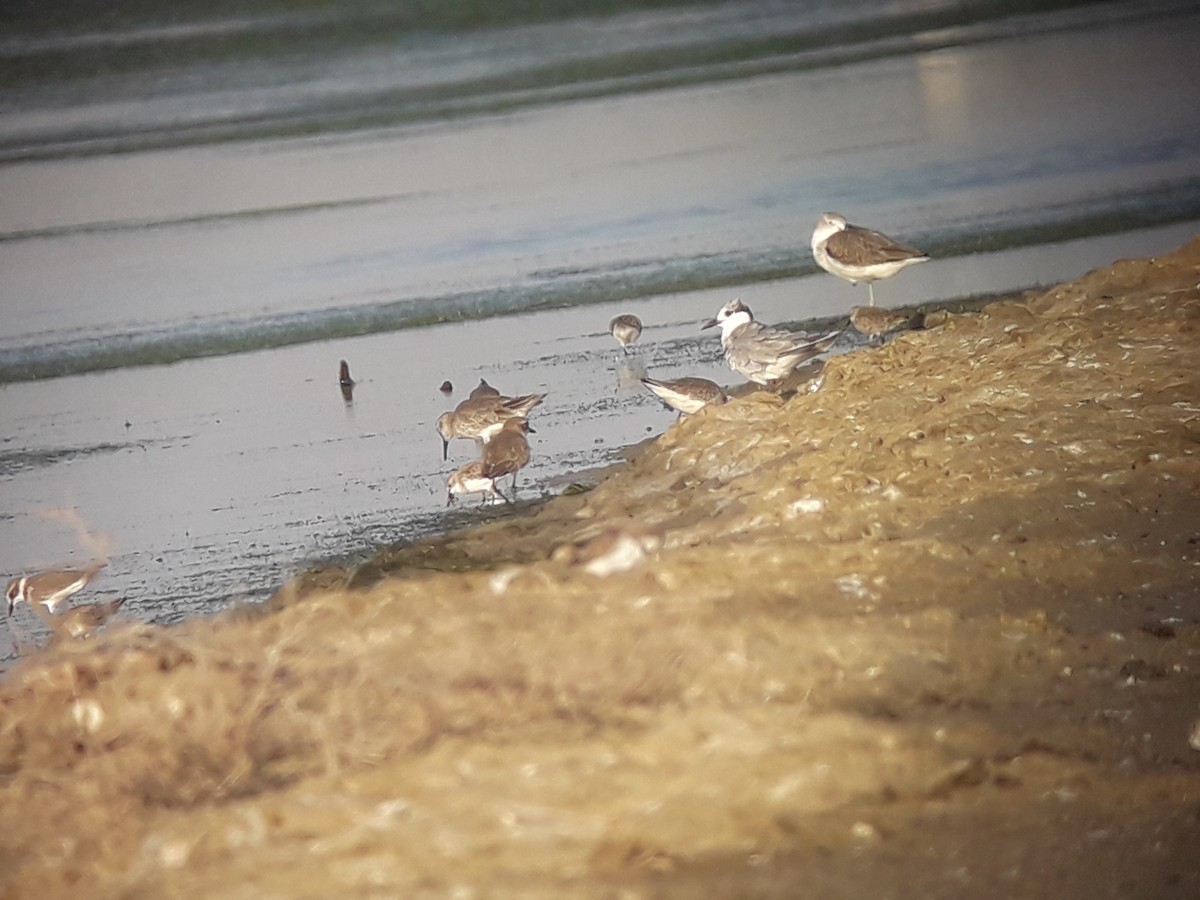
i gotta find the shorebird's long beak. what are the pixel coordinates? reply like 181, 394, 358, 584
441, 438, 449, 461
701, 318, 718, 330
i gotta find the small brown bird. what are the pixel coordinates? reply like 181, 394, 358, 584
480, 417, 532, 501
609, 314, 643, 353
53, 597, 127, 640
849, 305, 924, 345
811, 212, 929, 307
436, 392, 544, 460
6, 562, 108, 616
641, 376, 727, 416
446, 460, 505, 507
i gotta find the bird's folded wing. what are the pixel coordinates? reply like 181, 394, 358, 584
827, 226, 924, 265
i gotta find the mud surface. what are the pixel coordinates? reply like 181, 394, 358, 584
2, 240, 1199, 898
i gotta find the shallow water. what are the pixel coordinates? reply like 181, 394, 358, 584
3, 1, 1199, 378
2, 0, 1200, 664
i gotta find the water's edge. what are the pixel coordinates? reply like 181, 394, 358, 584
4, 192, 1198, 385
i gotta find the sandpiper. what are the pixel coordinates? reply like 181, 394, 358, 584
436, 392, 544, 459
640, 376, 727, 416
702, 299, 839, 388
338, 360, 356, 403
811, 212, 929, 307
480, 417, 532, 500
54, 597, 126, 640
446, 460, 505, 507
468, 378, 501, 399
849, 305, 924, 345
6, 562, 108, 617
609, 314, 643, 354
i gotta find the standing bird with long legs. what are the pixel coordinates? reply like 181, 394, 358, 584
810, 212, 929, 307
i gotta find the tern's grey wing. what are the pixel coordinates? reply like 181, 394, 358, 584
791, 329, 841, 353
748, 323, 832, 361
725, 323, 795, 379
727, 323, 837, 382
827, 225, 925, 266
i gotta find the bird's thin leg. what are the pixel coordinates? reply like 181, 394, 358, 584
868, 283, 876, 307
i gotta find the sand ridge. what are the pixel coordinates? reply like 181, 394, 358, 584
1, 238, 1198, 897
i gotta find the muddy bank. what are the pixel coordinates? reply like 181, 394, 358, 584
2, 239, 1199, 898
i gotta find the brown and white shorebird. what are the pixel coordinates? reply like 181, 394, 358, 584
479, 417, 532, 501
811, 212, 929, 307
640, 376, 727, 416
6, 562, 108, 617
53, 597, 127, 640
436, 392, 544, 459
849, 305, 924, 345
609, 314, 643, 354
702, 299, 840, 388
446, 460, 505, 507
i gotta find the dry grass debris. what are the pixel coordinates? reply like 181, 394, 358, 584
2, 239, 1199, 897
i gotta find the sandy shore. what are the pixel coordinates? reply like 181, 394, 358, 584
2, 238, 1199, 897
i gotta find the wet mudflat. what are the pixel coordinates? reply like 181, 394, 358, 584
1, 238, 1198, 897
